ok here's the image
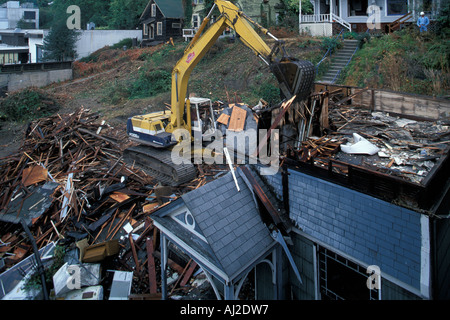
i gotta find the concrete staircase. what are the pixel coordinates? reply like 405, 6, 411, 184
320, 39, 359, 84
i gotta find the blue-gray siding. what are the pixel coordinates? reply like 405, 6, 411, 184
265, 169, 423, 290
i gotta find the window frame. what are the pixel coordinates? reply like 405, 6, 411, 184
157, 22, 163, 36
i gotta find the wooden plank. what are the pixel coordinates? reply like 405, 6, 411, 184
228, 106, 247, 132
216, 113, 230, 125
180, 260, 198, 287
240, 166, 283, 227
129, 233, 140, 273
110, 192, 130, 203
146, 237, 158, 294
22, 166, 48, 187
254, 95, 296, 157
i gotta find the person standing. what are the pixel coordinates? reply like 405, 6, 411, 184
417, 11, 430, 32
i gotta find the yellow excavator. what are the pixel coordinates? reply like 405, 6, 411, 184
124, 0, 315, 186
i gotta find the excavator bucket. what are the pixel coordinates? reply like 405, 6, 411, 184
270, 59, 316, 101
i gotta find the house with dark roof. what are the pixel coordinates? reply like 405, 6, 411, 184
151, 169, 287, 300
140, 0, 184, 46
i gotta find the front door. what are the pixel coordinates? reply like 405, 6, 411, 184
150, 24, 155, 39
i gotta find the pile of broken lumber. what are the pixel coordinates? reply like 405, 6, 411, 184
0, 108, 211, 299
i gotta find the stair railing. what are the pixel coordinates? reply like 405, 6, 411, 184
316, 27, 345, 73
331, 45, 359, 83
387, 12, 413, 33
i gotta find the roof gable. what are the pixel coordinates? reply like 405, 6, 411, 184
152, 170, 276, 281
140, 0, 184, 22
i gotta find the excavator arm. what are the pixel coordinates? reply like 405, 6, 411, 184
165, 0, 315, 133
124, 0, 315, 186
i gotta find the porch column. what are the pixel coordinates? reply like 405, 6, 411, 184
330, 0, 334, 17
298, 0, 302, 30
224, 282, 234, 300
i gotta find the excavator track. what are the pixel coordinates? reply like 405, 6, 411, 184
123, 145, 197, 187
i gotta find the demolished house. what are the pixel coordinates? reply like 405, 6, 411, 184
0, 83, 449, 301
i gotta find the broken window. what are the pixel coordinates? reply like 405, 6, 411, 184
318, 246, 380, 300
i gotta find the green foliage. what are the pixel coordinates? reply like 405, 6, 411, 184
340, 29, 450, 96
16, 18, 36, 29
108, 0, 148, 29
282, 0, 313, 14
129, 69, 172, 99
23, 245, 67, 293
183, 0, 193, 28
110, 38, 134, 50
102, 80, 131, 104
0, 88, 59, 122
435, 0, 450, 38
36, 0, 147, 30
43, 18, 80, 61
253, 81, 281, 105
320, 37, 342, 53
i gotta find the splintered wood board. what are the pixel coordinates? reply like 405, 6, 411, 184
217, 113, 230, 125
228, 106, 247, 132
22, 166, 48, 187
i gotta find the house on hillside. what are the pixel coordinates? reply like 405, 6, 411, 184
299, 0, 444, 36
0, 1, 39, 29
140, 0, 185, 46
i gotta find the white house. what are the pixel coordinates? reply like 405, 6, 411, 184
299, 0, 443, 36
0, 1, 39, 29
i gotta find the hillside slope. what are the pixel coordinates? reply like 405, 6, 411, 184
339, 29, 449, 97
45, 35, 322, 121
0, 34, 322, 157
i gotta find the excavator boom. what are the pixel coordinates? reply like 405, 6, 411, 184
125, 0, 315, 186
166, 0, 315, 133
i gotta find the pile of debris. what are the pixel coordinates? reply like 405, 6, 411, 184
0, 108, 225, 300
326, 107, 450, 183
282, 89, 450, 184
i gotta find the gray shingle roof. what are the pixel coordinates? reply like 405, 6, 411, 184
181, 171, 275, 278
152, 170, 276, 280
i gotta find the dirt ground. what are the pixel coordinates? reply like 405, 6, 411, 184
0, 36, 321, 159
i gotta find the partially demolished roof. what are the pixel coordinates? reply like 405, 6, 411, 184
280, 84, 450, 212
151, 170, 277, 283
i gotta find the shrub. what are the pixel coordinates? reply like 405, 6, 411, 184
129, 69, 172, 99
254, 81, 281, 105
0, 88, 59, 122
110, 38, 134, 50
320, 37, 342, 53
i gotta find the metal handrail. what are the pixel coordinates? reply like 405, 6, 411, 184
331, 45, 358, 83
316, 27, 345, 72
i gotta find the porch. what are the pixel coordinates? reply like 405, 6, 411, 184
299, 0, 441, 36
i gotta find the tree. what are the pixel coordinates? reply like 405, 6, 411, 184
108, 0, 148, 30
282, 0, 313, 15
43, 18, 80, 61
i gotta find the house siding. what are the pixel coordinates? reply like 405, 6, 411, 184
142, 0, 183, 42
263, 167, 428, 299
